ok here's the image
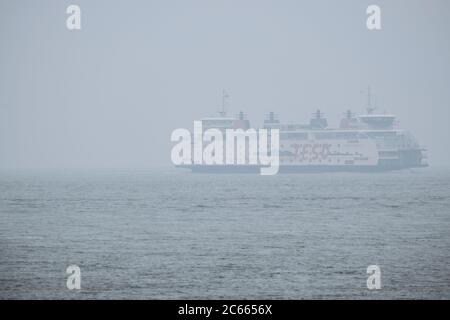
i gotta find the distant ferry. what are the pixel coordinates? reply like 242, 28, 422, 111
178, 92, 428, 173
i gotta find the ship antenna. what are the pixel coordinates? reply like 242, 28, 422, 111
366, 86, 375, 114
219, 89, 229, 117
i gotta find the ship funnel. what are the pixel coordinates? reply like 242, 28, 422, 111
263, 112, 280, 129
309, 110, 328, 129
340, 110, 358, 129
233, 111, 250, 129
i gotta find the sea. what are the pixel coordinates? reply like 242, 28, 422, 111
0, 167, 449, 299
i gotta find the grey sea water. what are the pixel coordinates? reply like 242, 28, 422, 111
0, 168, 449, 299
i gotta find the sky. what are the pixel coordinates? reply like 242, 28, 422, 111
0, 0, 449, 168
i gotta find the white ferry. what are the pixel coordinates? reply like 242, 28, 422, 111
177, 92, 428, 173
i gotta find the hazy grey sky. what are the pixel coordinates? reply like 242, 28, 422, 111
1, 0, 449, 168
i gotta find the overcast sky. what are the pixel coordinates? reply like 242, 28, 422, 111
1, 0, 449, 168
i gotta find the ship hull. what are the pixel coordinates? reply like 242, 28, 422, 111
179, 163, 428, 174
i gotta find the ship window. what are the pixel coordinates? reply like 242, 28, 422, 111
314, 132, 359, 140
314, 132, 334, 139
357, 133, 369, 139
366, 131, 396, 138
280, 132, 308, 140
335, 132, 358, 139
379, 151, 397, 156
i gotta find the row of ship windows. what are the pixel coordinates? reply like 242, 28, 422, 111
280, 132, 398, 140
280, 158, 356, 164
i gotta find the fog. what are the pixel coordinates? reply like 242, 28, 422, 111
1, 0, 449, 169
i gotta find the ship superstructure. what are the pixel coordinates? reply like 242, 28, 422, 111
176, 92, 427, 173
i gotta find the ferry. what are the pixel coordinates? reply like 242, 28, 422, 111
177, 91, 428, 173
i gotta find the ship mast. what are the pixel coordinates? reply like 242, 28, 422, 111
219, 89, 229, 117
366, 86, 375, 114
